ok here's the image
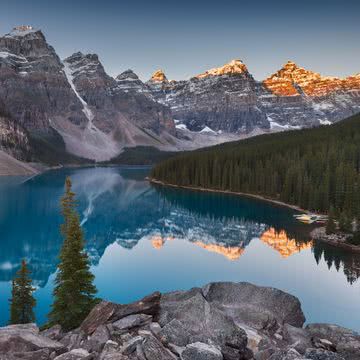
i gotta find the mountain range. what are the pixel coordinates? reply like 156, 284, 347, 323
0, 26, 359, 168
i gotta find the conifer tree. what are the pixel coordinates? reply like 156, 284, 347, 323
326, 206, 337, 235
339, 212, 352, 233
48, 177, 97, 330
9, 260, 36, 324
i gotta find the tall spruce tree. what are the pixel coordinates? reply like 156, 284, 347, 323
326, 206, 337, 235
9, 260, 36, 324
48, 177, 97, 330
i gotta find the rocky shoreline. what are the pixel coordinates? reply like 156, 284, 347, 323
1, 282, 359, 360
310, 227, 360, 253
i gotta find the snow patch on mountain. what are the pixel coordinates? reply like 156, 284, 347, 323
200, 126, 217, 134
267, 116, 301, 130
61, 62, 120, 161
63, 62, 94, 123
6, 26, 38, 38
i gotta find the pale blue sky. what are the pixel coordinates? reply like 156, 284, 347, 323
1, 0, 359, 81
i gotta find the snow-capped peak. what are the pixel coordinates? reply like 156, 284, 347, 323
7, 26, 38, 37
150, 69, 168, 83
196, 59, 248, 79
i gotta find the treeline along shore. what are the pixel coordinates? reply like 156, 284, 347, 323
151, 113, 360, 246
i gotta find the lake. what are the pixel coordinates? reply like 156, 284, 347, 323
0, 166, 359, 330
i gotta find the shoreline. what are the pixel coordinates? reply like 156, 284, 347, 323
147, 177, 321, 215
310, 227, 360, 253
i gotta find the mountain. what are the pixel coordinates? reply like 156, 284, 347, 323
0, 26, 359, 168
147, 60, 269, 132
146, 59, 360, 133
0, 26, 179, 163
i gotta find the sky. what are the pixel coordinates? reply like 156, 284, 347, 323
1, 0, 359, 81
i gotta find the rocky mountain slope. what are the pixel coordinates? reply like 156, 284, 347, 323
0, 26, 359, 167
146, 60, 360, 133
1, 282, 359, 359
0, 105, 30, 161
0, 26, 179, 163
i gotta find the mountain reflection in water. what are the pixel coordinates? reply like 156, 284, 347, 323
0, 166, 360, 328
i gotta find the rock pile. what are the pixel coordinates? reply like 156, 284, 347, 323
1, 282, 359, 360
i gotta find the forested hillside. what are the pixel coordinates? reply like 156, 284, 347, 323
151, 113, 360, 220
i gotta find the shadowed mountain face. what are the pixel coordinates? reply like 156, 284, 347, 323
0, 27, 177, 162
1, 27, 360, 165
0, 167, 358, 288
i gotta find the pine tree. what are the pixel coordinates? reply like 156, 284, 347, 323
326, 206, 337, 235
48, 177, 98, 331
9, 260, 36, 324
339, 212, 352, 233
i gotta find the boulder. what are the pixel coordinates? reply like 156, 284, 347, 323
306, 323, 360, 360
82, 325, 110, 353
113, 314, 152, 331
136, 343, 147, 360
268, 348, 304, 360
99, 340, 126, 360
59, 331, 85, 351
0, 324, 64, 354
159, 289, 247, 357
181, 342, 223, 360
6, 348, 51, 359
53, 348, 91, 360
149, 323, 162, 336
283, 323, 312, 354
158, 319, 190, 346
203, 282, 305, 332
81, 301, 118, 335
120, 336, 143, 355
141, 334, 177, 360
41, 325, 64, 341
111, 292, 161, 322
305, 348, 345, 360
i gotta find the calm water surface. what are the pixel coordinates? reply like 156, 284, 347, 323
0, 166, 359, 329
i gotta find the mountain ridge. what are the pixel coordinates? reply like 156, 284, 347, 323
0, 25, 359, 169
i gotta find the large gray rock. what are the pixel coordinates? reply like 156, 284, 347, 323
0, 324, 64, 354
81, 301, 118, 335
82, 324, 110, 353
181, 342, 223, 360
59, 331, 85, 351
99, 340, 126, 360
268, 348, 304, 360
41, 325, 63, 341
111, 292, 161, 323
53, 348, 91, 360
141, 334, 177, 360
306, 324, 360, 360
158, 319, 190, 347
305, 348, 345, 360
120, 336, 143, 355
283, 323, 312, 354
4, 348, 51, 359
113, 314, 152, 331
203, 282, 305, 332
159, 288, 247, 358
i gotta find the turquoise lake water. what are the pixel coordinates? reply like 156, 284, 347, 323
0, 166, 359, 329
